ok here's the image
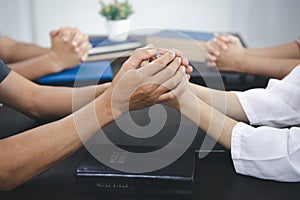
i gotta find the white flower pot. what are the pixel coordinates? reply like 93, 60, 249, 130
106, 19, 130, 42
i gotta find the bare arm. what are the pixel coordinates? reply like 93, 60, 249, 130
166, 81, 238, 150
245, 41, 300, 59
183, 96, 237, 150
239, 53, 300, 79
0, 70, 110, 120
0, 90, 114, 191
2, 27, 92, 80
189, 83, 248, 122
0, 36, 49, 63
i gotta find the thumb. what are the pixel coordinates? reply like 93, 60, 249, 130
50, 29, 59, 37
227, 35, 240, 44
124, 48, 157, 69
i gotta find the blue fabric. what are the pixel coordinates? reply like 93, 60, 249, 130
37, 61, 113, 84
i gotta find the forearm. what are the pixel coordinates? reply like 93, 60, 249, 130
0, 37, 50, 63
241, 54, 300, 79
7, 52, 62, 80
178, 92, 237, 150
0, 71, 110, 120
31, 83, 111, 120
245, 41, 300, 59
190, 83, 248, 122
0, 93, 114, 191
10, 43, 50, 61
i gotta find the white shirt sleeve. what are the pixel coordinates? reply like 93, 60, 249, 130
231, 122, 300, 182
232, 64, 300, 127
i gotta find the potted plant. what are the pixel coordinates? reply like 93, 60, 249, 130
98, 0, 134, 41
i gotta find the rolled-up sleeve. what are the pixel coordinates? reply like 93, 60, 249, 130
232, 65, 300, 127
231, 122, 300, 182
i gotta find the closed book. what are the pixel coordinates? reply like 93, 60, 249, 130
76, 145, 195, 198
146, 30, 214, 62
87, 37, 142, 61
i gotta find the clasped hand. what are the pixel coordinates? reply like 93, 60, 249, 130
205, 33, 246, 72
49, 26, 92, 72
106, 45, 196, 118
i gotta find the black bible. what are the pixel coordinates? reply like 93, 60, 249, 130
76, 144, 195, 198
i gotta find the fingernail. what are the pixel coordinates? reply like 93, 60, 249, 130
181, 66, 186, 73
72, 41, 78, 46
81, 54, 88, 61
75, 47, 80, 52
178, 57, 182, 64
144, 44, 154, 49
170, 51, 176, 58
147, 49, 156, 54
63, 36, 68, 42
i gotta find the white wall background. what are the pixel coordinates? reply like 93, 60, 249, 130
0, 0, 34, 42
1, 0, 300, 48
31, 0, 233, 46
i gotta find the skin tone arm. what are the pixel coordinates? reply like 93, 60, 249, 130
189, 83, 248, 123
0, 37, 49, 63
0, 26, 92, 80
0, 47, 189, 191
206, 33, 300, 79
0, 70, 111, 120
165, 78, 238, 150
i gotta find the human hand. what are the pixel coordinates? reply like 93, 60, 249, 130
107, 47, 189, 118
137, 47, 194, 111
162, 73, 198, 113
205, 33, 246, 72
49, 26, 92, 71
153, 48, 193, 75
114, 45, 192, 83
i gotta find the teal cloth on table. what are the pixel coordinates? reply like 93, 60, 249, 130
37, 61, 113, 84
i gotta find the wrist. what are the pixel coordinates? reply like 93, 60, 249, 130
95, 88, 123, 125
176, 89, 198, 117
47, 51, 64, 73
236, 52, 248, 73
95, 82, 111, 97
94, 90, 116, 127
